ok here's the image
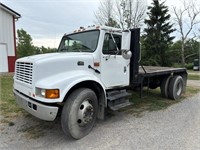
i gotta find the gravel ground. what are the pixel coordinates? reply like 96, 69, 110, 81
1, 91, 200, 150
187, 80, 200, 87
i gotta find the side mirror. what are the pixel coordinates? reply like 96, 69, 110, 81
122, 50, 132, 59
121, 30, 131, 59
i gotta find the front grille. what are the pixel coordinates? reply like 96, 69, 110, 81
16, 62, 33, 85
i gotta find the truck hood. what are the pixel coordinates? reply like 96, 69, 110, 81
16, 52, 95, 85
17, 52, 93, 63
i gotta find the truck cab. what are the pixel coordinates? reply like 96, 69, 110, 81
13, 26, 187, 139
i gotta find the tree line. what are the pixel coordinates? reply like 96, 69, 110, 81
95, 0, 200, 67
16, 29, 56, 58
17, 0, 200, 68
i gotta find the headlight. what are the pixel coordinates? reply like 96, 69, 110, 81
36, 88, 60, 99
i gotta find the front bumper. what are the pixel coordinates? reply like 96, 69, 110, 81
13, 89, 58, 121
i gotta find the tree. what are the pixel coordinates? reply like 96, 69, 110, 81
35, 46, 57, 54
17, 29, 35, 58
169, 39, 199, 64
94, 0, 147, 29
142, 0, 175, 66
94, 0, 119, 28
115, 0, 147, 29
184, 39, 199, 63
172, 0, 200, 66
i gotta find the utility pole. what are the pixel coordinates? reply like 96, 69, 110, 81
199, 29, 200, 71
199, 35, 200, 70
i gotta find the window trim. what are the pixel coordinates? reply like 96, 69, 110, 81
102, 33, 122, 55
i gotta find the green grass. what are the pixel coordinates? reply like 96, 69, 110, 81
0, 74, 27, 124
119, 86, 200, 117
119, 89, 178, 116
187, 70, 200, 74
187, 69, 200, 80
188, 74, 200, 80
0, 75, 25, 117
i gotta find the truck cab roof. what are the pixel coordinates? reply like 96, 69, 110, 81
64, 25, 123, 36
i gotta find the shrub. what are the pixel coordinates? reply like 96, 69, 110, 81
185, 63, 193, 70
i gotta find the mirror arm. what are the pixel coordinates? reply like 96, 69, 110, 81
110, 33, 120, 58
110, 33, 119, 51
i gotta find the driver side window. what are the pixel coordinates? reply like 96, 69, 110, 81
103, 33, 121, 55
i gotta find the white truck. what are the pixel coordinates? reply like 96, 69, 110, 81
13, 26, 187, 139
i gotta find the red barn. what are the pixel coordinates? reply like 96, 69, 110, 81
0, 3, 21, 73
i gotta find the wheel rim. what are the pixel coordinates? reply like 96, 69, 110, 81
176, 82, 182, 96
77, 99, 94, 127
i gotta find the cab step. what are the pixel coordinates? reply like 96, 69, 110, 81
108, 100, 133, 111
107, 90, 132, 111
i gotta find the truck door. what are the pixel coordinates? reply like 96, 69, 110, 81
100, 33, 130, 88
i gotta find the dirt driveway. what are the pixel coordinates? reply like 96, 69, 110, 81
1, 90, 200, 150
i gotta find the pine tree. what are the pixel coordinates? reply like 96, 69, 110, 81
143, 0, 175, 66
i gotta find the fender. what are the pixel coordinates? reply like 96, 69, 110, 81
35, 70, 106, 103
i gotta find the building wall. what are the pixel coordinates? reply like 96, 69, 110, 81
0, 7, 16, 72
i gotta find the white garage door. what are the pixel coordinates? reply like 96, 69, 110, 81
0, 44, 8, 72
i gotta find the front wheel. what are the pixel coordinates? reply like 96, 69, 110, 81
61, 88, 98, 139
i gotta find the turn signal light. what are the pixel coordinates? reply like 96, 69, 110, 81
46, 89, 59, 99
94, 62, 100, 67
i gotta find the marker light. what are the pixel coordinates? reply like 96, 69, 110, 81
45, 89, 59, 99
37, 88, 60, 99
94, 62, 100, 67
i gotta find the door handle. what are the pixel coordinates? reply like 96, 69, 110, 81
103, 55, 110, 61
124, 66, 127, 72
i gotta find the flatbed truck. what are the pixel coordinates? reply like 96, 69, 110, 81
13, 26, 187, 139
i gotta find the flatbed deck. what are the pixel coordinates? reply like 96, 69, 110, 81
139, 66, 187, 77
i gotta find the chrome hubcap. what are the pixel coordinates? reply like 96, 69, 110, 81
77, 100, 94, 126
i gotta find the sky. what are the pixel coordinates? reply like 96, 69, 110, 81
1, 0, 199, 48
1, 0, 100, 48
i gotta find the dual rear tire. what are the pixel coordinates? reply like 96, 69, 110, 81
160, 75, 184, 100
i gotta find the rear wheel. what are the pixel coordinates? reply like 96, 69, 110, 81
168, 75, 184, 100
61, 88, 98, 139
160, 76, 172, 98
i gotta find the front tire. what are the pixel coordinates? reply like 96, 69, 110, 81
61, 88, 98, 139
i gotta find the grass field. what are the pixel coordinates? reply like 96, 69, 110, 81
0, 74, 26, 119
187, 70, 200, 74
188, 75, 200, 80
188, 74, 200, 80
187, 70, 200, 80
1, 74, 200, 120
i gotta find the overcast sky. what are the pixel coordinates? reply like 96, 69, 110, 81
1, 0, 100, 47
1, 0, 198, 48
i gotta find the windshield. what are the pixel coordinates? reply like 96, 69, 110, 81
58, 30, 99, 52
